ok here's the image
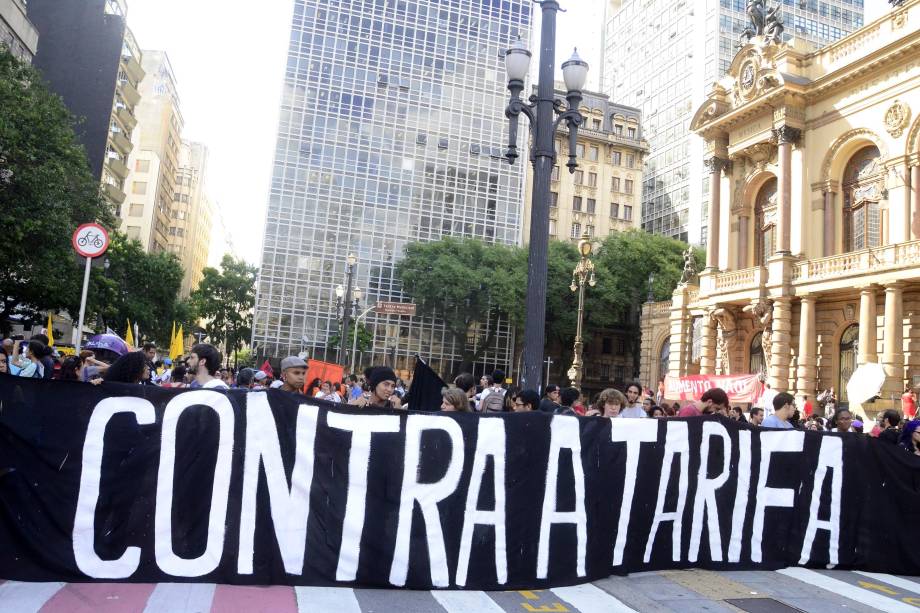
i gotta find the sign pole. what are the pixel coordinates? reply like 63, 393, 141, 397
75, 256, 92, 353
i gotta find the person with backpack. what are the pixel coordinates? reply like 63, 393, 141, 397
477, 369, 507, 412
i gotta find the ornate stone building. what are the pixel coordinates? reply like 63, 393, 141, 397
639, 1, 920, 416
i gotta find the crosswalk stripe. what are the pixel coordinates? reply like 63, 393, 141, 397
778, 568, 917, 612
143, 582, 216, 613
0, 582, 64, 613
854, 572, 920, 595
551, 583, 638, 613
295, 587, 361, 613
430, 590, 506, 612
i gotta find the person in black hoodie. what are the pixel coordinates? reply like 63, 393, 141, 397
877, 409, 902, 444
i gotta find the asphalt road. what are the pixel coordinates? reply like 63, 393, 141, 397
2, 568, 919, 612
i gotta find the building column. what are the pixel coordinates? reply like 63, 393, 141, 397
796, 295, 817, 402
823, 189, 836, 257
769, 297, 793, 391
911, 163, 920, 240
858, 286, 878, 365
882, 282, 905, 400
704, 157, 728, 270
775, 126, 801, 255
738, 215, 749, 269
700, 308, 717, 375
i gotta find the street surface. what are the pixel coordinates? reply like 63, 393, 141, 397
2, 568, 920, 613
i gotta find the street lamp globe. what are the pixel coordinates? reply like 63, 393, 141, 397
504, 36, 531, 82
346, 253, 357, 267
354, 287, 363, 301
335, 284, 345, 299
561, 48, 588, 93
578, 235, 592, 258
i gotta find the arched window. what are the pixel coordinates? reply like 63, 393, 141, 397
658, 337, 671, 382
749, 331, 765, 375
753, 178, 777, 266
843, 146, 881, 252
838, 325, 859, 407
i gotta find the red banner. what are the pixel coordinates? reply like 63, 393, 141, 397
664, 374, 764, 404
305, 359, 344, 389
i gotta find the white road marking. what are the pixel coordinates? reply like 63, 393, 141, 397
295, 586, 362, 613
778, 568, 916, 612
552, 583, 638, 613
143, 582, 216, 613
431, 590, 506, 612
0, 581, 65, 613
854, 572, 920, 595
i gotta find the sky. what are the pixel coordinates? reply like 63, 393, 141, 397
125, 0, 600, 266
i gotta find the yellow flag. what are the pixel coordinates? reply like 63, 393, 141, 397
170, 324, 184, 360
125, 319, 135, 348
46, 314, 54, 347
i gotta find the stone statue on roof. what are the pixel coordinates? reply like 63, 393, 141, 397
739, 0, 784, 46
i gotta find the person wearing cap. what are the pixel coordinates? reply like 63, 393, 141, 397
251, 370, 268, 390
279, 356, 307, 394
350, 366, 402, 409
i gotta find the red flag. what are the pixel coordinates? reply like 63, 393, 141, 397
260, 360, 274, 378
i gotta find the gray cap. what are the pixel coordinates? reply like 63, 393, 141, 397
281, 356, 307, 370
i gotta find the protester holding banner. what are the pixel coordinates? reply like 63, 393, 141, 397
700, 388, 730, 417
830, 408, 855, 433
0, 348, 8, 375
350, 366, 401, 409
102, 351, 149, 384
279, 356, 308, 395
187, 343, 227, 389
512, 389, 539, 412
762, 392, 795, 429
620, 383, 648, 418
440, 387, 469, 412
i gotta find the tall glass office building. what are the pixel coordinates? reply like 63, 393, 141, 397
253, 0, 531, 377
603, 0, 864, 244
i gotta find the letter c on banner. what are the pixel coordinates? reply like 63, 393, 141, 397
73, 397, 155, 579
155, 391, 235, 577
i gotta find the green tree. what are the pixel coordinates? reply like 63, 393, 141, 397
396, 237, 520, 375
0, 49, 115, 333
190, 255, 257, 366
328, 322, 373, 353
86, 233, 192, 347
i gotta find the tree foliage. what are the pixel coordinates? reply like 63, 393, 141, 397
0, 49, 114, 332
328, 322, 373, 353
190, 255, 257, 365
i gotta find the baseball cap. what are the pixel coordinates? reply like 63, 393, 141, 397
253, 371, 267, 381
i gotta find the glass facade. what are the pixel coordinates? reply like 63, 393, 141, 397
254, 0, 531, 377
603, 0, 863, 244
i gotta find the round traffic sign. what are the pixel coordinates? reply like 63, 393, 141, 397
72, 223, 110, 258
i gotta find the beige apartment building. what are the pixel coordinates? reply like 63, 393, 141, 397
0, 0, 38, 62
522, 87, 648, 243
120, 50, 183, 253
640, 1, 920, 417
170, 141, 214, 297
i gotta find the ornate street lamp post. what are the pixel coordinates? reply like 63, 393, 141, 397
567, 232, 596, 390
334, 253, 360, 366
504, 2, 588, 392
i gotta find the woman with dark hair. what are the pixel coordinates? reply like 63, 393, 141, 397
900, 419, 920, 456
502, 386, 521, 412
0, 347, 8, 375
163, 365, 188, 388
307, 377, 323, 398
59, 356, 83, 381
103, 351, 149, 384
829, 408, 855, 433
730, 406, 747, 422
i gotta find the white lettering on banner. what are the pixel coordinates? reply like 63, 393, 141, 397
73, 397, 156, 578
537, 416, 587, 579
238, 395, 319, 575
390, 416, 465, 587
728, 430, 752, 563
326, 412, 401, 581
689, 422, 731, 563
610, 419, 659, 566
799, 436, 843, 567
455, 418, 508, 587
752, 431, 805, 563
155, 391, 235, 577
644, 422, 690, 563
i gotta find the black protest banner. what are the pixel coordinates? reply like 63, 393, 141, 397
0, 376, 918, 590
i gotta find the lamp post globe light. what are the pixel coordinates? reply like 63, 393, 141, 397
504, 1, 587, 392
569, 232, 596, 390
334, 253, 360, 366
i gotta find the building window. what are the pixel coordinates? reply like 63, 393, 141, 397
624, 179, 634, 194
571, 222, 581, 238
135, 159, 150, 173
613, 365, 625, 382
550, 191, 558, 207
126, 225, 141, 240
573, 196, 582, 211
749, 332, 765, 376
573, 170, 584, 185
627, 127, 636, 138
602, 337, 612, 354
754, 177, 778, 266
586, 198, 596, 214
549, 219, 557, 236
616, 338, 627, 355
610, 202, 619, 218
623, 205, 632, 221
843, 145, 882, 253
576, 143, 585, 158
614, 124, 623, 135
129, 203, 144, 217
551, 165, 560, 181
838, 325, 859, 406
611, 177, 620, 192
612, 151, 622, 165
588, 146, 599, 161
626, 154, 635, 168
592, 118, 601, 130
586, 224, 595, 237
132, 181, 147, 195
